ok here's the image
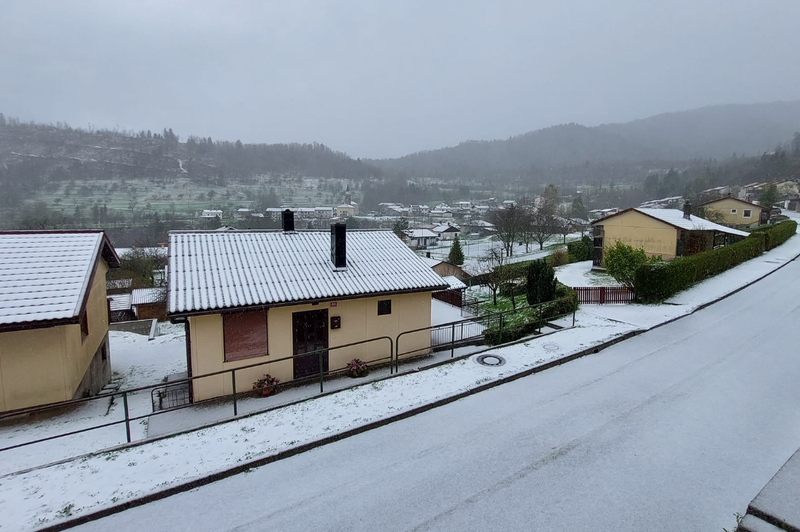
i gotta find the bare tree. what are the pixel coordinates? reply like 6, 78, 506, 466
476, 245, 507, 306
491, 205, 524, 257
531, 209, 558, 250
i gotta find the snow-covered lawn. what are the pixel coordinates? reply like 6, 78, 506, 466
554, 260, 622, 287
1, 221, 798, 531
0, 327, 187, 476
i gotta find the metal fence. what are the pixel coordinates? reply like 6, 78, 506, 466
0, 335, 393, 454
0, 297, 577, 456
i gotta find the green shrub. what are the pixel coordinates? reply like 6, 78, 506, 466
483, 290, 578, 345
750, 220, 797, 250
604, 241, 660, 288
549, 249, 569, 267
526, 260, 557, 305
567, 236, 593, 262
635, 233, 766, 302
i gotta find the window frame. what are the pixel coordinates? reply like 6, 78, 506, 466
377, 299, 392, 316
730, 208, 737, 214
222, 310, 269, 362
743, 209, 752, 218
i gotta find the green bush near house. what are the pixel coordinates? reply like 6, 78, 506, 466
748, 220, 797, 251
484, 286, 578, 345
634, 233, 767, 303
567, 235, 593, 262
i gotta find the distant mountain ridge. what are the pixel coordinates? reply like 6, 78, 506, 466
370, 101, 800, 178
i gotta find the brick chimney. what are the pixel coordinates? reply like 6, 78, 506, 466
282, 209, 295, 232
683, 201, 692, 220
331, 223, 347, 269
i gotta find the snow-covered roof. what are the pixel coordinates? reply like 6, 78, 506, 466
336, 204, 354, 209
421, 256, 443, 267
108, 293, 132, 312
433, 224, 460, 233
438, 276, 467, 291
106, 278, 132, 290
405, 229, 438, 239
168, 230, 448, 315
0, 231, 120, 327
595, 208, 749, 237
131, 287, 167, 306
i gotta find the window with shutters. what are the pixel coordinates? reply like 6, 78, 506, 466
223, 310, 268, 362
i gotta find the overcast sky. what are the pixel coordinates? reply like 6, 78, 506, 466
1, 0, 799, 159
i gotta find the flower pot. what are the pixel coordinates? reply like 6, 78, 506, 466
260, 387, 275, 397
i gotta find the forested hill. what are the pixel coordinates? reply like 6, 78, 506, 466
0, 116, 380, 207
371, 101, 800, 179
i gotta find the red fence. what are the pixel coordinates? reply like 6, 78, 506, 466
573, 286, 635, 304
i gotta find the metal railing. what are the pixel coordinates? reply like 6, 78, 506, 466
0, 335, 392, 454
0, 297, 577, 456
395, 296, 577, 369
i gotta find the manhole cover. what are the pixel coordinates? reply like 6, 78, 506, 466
475, 354, 506, 367
542, 343, 560, 352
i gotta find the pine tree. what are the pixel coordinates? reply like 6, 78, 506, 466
448, 234, 465, 265
526, 260, 556, 306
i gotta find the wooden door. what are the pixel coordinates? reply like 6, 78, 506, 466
292, 309, 329, 379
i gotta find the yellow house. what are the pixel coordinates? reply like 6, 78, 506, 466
335, 204, 355, 217
0, 231, 120, 413
167, 220, 447, 403
700, 196, 769, 228
590, 206, 749, 266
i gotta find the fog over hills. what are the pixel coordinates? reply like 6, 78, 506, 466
371, 102, 800, 179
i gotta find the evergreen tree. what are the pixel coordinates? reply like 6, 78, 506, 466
526, 259, 557, 306
448, 234, 465, 265
759, 183, 779, 208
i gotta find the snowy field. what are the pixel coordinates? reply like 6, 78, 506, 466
554, 260, 622, 287
0, 220, 798, 531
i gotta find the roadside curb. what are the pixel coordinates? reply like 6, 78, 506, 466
37, 326, 638, 532
32, 243, 800, 532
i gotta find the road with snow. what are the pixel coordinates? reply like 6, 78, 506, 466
75, 258, 800, 532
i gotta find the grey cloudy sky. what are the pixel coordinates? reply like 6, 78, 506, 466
1, 0, 799, 158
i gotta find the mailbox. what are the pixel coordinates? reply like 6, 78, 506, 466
330, 316, 341, 329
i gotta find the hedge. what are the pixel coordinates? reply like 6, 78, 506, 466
484, 287, 578, 345
748, 220, 797, 251
634, 233, 766, 303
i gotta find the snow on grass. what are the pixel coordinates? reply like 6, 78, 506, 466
2, 224, 799, 530
0, 315, 637, 532
555, 260, 622, 287
0, 327, 187, 476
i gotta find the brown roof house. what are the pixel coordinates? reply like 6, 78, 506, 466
0, 231, 120, 412
699, 196, 769, 229
167, 214, 447, 403
590, 204, 749, 267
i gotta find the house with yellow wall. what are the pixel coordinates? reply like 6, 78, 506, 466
0, 231, 120, 413
699, 196, 769, 228
590, 206, 749, 267
335, 204, 355, 217
167, 218, 447, 403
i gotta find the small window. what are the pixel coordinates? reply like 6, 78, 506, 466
730, 209, 737, 214
377, 300, 392, 316
743, 209, 752, 218
80, 310, 89, 341
223, 311, 268, 362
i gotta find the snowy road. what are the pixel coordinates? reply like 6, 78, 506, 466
75, 259, 800, 532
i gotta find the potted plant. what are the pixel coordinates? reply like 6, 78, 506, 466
346, 358, 369, 378
252, 374, 280, 397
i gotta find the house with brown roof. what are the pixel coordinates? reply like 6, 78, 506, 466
590, 205, 750, 266
0, 231, 120, 412
700, 195, 769, 228
167, 214, 447, 403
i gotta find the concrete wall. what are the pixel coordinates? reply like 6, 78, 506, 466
0, 260, 112, 412
703, 198, 764, 228
188, 292, 433, 402
597, 210, 678, 260
433, 262, 469, 280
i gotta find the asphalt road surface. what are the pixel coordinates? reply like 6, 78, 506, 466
75, 258, 800, 532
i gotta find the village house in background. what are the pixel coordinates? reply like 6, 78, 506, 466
590, 204, 749, 267
0, 231, 120, 412
700, 195, 770, 228
167, 214, 447, 403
